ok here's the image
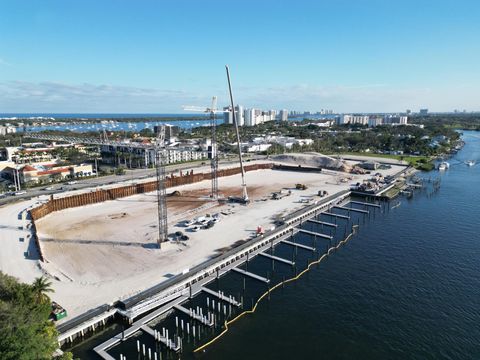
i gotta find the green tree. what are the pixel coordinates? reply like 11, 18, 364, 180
0, 272, 69, 359
31, 276, 54, 304
115, 167, 126, 175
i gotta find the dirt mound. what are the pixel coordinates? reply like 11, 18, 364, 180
271, 152, 352, 172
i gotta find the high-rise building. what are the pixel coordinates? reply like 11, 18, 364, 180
223, 107, 233, 124
419, 109, 429, 115
368, 117, 383, 127
279, 109, 288, 121
236, 106, 244, 126
244, 108, 256, 126
154, 125, 180, 141
223, 106, 244, 125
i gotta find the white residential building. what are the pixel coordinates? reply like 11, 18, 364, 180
383, 115, 408, 125
0, 125, 17, 136
368, 117, 383, 127
223, 106, 244, 126
341, 114, 369, 125
244, 108, 256, 126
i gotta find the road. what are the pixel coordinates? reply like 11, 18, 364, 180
0, 155, 267, 206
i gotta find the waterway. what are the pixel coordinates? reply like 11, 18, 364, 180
0, 113, 217, 132
1, 113, 338, 133
67, 131, 480, 359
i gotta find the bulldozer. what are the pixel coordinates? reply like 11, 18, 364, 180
295, 183, 308, 190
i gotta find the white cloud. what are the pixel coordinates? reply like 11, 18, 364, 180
0, 81, 210, 113
233, 83, 479, 113
0, 80, 478, 113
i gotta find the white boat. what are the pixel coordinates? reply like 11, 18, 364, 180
466, 160, 475, 166
438, 161, 449, 171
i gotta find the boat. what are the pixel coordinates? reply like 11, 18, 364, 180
438, 161, 449, 171
466, 160, 475, 167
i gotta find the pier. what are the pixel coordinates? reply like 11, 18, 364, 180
322, 212, 350, 220
201, 287, 242, 306
259, 252, 295, 265
173, 304, 214, 326
333, 205, 369, 214
141, 325, 181, 352
297, 228, 333, 240
281, 239, 316, 251
232, 267, 270, 283
349, 200, 381, 208
93, 295, 188, 359
306, 219, 338, 228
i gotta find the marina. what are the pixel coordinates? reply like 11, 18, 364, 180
56, 187, 386, 359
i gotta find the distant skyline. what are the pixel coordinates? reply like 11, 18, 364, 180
1, 0, 479, 113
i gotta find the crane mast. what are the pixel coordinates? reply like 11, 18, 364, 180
183, 96, 226, 200
209, 97, 219, 199
155, 125, 168, 247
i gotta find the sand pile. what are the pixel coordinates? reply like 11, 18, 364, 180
271, 152, 352, 172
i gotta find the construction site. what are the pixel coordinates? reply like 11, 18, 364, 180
27, 155, 404, 321
0, 67, 410, 359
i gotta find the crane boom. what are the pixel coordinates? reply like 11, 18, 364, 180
225, 65, 248, 203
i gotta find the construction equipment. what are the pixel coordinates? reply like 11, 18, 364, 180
183, 96, 228, 200
225, 65, 249, 204
295, 183, 308, 190
155, 125, 168, 247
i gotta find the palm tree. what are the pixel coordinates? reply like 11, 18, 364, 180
31, 276, 54, 303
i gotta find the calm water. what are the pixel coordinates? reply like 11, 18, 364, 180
68, 131, 480, 359
1, 112, 338, 133
0, 113, 216, 132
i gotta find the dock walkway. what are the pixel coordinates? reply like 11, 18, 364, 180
232, 267, 270, 283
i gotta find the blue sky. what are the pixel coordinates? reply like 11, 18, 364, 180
0, 0, 479, 113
